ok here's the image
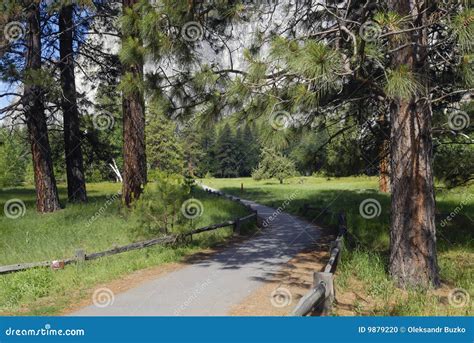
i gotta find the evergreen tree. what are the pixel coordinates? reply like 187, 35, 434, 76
247, 123, 261, 172
324, 123, 365, 177
49, 125, 67, 183
120, 0, 147, 206
58, 1, 87, 202
221, 0, 473, 288
146, 114, 184, 176
214, 124, 239, 178
83, 82, 123, 182
236, 123, 260, 176
198, 126, 217, 176
234, 127, 245, 176
23, 1, 60, 212
290, 129, 328, 176
181, 125, 205, 178
252, 148, 297, 184
0, 128, 28, 187
386, 0, 439, 288
434, 141, 474, 187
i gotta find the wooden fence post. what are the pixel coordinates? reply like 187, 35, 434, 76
75, 249, 86, 262
233, 218, 241, 235
313, 272, 334, 315
254, 209, 263, 227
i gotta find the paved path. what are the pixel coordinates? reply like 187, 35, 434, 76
72, 186, 321, 316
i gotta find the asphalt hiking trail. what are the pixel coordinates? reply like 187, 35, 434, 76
72, 186, 322, 316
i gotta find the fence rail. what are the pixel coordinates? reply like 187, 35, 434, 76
290, 211, 347, 316
294, 202, 465, 315
0, 189, 258, 275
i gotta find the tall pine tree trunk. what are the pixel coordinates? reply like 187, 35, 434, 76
59, 4, 87, 203
24, 1, 60, 213
388, 0, 439, 288
379, 141, 390, 193
122, 0, 146, 206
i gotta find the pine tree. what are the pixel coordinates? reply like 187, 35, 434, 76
199, 126, 217, 176
324, 122, 364, 177
252, 148, 297, 184
237, 123, 260, 176
58, 2, 87, 202
146, 114, 184, 176
23, 1, 61, 212
234, 127, 245, 176
214, 124, 239, 178
0, 128, 28, 187
121, 0, 147, 206
386, 0, 439, 288
290, 129, 328, 176
221, 0, 473, 288
182, 126, 205, 178
1, 0, 62, 212
83, 82, 123, 182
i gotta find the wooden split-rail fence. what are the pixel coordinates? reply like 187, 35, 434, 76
0, 189, 258, 275
3, 183, 348, 317
290, 211, 347, 316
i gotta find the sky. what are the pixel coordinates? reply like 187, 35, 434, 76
0, 81, 14, 111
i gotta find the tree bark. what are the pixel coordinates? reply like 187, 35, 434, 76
59, 4, 87, 203
379, 134, 390, 193
122, 0, 147, 206
24, 1, 61, 213
388, 0, 439, 288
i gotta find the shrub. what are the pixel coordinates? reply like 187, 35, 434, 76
131, 172, 189, 238
252, 148, 298, 184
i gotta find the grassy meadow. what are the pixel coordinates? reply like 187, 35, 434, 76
0, 177, 471, 316
0, 182, 254, 315
202, 176, 473, 316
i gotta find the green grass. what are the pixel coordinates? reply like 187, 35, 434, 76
1, 177, 471, 316
202, 176, 473, 316
0, 183, 253, 315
